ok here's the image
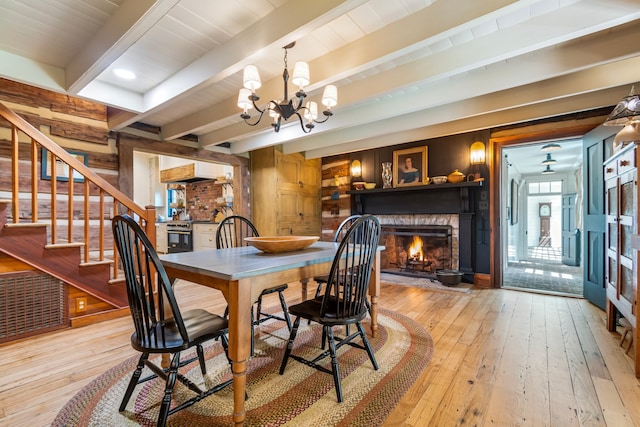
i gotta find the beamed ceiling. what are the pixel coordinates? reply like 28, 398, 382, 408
1, 0, 639, 159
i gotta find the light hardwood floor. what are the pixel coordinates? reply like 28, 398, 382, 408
1, 281, 639, 427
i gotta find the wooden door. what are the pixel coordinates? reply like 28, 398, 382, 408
562, 193, 579, 266
582, 126, 615, 310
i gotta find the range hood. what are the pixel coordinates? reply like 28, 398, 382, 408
160, 163, 217, 183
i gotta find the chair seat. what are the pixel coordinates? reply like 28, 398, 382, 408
288, 298, 367, 326
131, 309, 228, 353
260, 283, 288, 295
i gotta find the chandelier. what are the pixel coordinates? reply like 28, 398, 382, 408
237, 42, 337, 133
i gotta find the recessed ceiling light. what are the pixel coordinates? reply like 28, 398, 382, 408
114, 68, 136, 80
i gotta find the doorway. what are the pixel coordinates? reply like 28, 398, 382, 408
501, 141, 584, 296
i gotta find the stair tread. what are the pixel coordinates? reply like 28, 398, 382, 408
5, 222, 47, 228
45, 242, 85, 248
80, 260, 114, 267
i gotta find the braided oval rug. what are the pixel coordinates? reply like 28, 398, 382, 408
52, 308, 433, 427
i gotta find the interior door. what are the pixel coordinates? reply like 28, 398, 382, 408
582, 126, 615, 309
562, 193, 579, 266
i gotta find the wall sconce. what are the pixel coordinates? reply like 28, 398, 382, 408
469, 141, 486, 165
351, 159, 362, 177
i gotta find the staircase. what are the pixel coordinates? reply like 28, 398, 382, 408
0, 102, 155, 316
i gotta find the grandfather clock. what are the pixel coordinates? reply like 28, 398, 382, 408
538, 202, 551, 246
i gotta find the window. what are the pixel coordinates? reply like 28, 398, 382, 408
528, 180, 562, 194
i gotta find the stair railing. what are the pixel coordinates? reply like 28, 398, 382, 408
0, 102, 156, 279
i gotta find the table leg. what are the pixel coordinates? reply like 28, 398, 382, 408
368, 251, 381, 338
300, 278, 309, 301
227, 279, 252, 426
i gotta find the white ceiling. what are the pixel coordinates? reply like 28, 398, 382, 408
503, 138, 583, 176
1, 0, 639, 162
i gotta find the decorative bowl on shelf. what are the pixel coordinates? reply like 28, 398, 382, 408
244, 236, 319, 253
447, 169, 466, 183
353, 181, 366, 190
364, 182, 376, 190
432, 176, 448, 184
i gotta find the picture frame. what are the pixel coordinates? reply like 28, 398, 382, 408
41, 148, 88, 182
393, 146, 428, 187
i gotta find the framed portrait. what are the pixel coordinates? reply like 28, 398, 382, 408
393, 146, 428, 187
41, 148, 88, 182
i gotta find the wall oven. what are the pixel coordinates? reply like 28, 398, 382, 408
167, 221, 193, 253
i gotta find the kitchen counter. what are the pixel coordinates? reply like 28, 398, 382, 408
157, 220, 220, 224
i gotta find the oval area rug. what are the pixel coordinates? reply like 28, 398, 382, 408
52, 308, 433, 427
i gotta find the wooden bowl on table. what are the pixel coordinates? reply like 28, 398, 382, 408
244, 236, 319, 253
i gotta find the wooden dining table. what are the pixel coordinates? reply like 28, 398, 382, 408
159, 241, 382, 426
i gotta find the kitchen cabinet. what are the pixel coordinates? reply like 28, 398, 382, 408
193, 223, 219, 251
251, 147, 321, 236
156, 223, 168, 253
604, 142, 639, 378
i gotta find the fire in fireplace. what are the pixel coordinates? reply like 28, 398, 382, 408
380, 225, 453, 277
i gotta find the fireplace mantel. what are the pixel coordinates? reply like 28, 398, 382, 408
348, 181, 482, 215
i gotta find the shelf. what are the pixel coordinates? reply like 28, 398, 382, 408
346, 180, 482, 195
215, 179, 233, 191
348, 180, 483, 215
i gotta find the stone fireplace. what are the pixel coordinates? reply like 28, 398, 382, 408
349, 182, 483, 281
376, 214, 459, 277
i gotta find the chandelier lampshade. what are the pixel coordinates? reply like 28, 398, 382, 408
238, 42, 337, 133
292, 62, 309, 88
322, 85, 338, 108
243, 65, 261, 91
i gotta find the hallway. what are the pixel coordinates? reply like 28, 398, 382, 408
503, 246, 583, 296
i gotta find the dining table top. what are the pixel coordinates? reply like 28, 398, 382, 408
159, 241, 375, 280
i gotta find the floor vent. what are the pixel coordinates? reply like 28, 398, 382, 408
0, 271, 69, 344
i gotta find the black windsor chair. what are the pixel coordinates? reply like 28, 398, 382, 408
216, 215, 292, 355
112, 214, 233, 427
311, 214, 362, 298
279, 214, 381, 402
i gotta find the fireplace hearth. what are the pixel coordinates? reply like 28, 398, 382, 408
380, 224, 453, 278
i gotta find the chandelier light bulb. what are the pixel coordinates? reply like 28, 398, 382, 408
243, 65, 261, 91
